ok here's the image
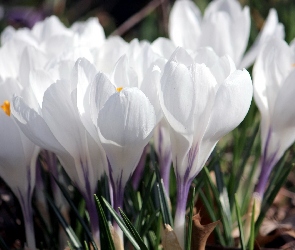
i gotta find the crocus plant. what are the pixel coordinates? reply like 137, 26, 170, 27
0, 79, 39, 249
12, 58, 108, 244
169, 0, 284, 69
253, 37, 295, 208
159, 47, 253, 247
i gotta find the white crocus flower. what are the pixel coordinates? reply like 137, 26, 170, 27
88, 66, 157, 232
97, 87, 156, 210
88, 67, 157, 209
0, 79, 39, 250
169, 0, 284, 68
159, 47, 253, 247
240, 9, 285, 68
253, 37, 295, 201
1, 15, 105, 62
12, 58, 108, 244
88, 75, 157, 241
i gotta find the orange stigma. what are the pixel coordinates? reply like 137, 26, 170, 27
116, 87, 123, 92
1, 100, 10, 116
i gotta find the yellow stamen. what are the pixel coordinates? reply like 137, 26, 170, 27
116, 87, 123, 92
1, 100, 10, 116
292, 63, 295, 67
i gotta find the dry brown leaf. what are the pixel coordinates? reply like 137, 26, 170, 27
109, 223, 124, 250
191, 213, 220, 250
256, 218, 295, 247
162, 224, 183, 250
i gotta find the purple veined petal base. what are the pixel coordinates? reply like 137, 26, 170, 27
158, 127, 172, 194
254, 129, 279, 199
18, 188, 36, 250
174, 145, 199, 248
131, 145, 148, 190
174, 175, 194, 249
79, 160, 100, 246
108, 163, 125, 242
159, 153, 172, 195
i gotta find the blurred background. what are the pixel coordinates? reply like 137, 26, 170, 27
0, 0, 294, 42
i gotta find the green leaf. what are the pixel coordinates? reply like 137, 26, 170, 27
248, 199, 256, 250
154, 166, 173, 227
94, 195, 115, 250
135, 171, 156, 233
229, 123, 259, 209
45, 194, 83, 249
102, 197, 141, 250
203, 167, 233, 246
234, 194, 246, 250
84, 241, 90, 250
67, 241, 74, 250
186, 186, 196, 250
214, 163, 232, 228
119, 208, 148, 250
140, 210, 160, 236
52, 176, 98, 250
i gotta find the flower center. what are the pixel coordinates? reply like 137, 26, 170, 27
116, 87, 123, 92
1, 100, 10, 116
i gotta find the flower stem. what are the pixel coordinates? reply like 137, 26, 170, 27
112, 178, 125, 242
174, 176, 191, 249
19, 196, 36, 250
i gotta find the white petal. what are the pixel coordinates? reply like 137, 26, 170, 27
169, 0, 202, 50
272, 70, 295, 132
30, 69, 54, 108
209, 55, 236, 85
42, 81, 82, 158
253, 38, 292, 118
204, 0, 250, 64
97, 88, 156, 184
151, 37, 176, 59
192, 47, 219, 66
74, 58, 97, 115
90, 72, 116, 126
140, 64, 163, 122
111, 55, 138, 88
0, 112, 27, 170
71, 17, 105, 48
11, 95, 67, 154
98, 88, 156, 146
200, 12, 234, 60
240, 9, 285, 69
94, 36, 128, 74
159, 53, 195, 135
19, 46, 48, 87
84, 72, 116, 144
190, 63, 217, 141
32, 15, 71, 41
204, 69, 253, 142
169, 127, 192, 178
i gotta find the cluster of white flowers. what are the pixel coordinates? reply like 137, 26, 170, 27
0, 0, 293, 248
